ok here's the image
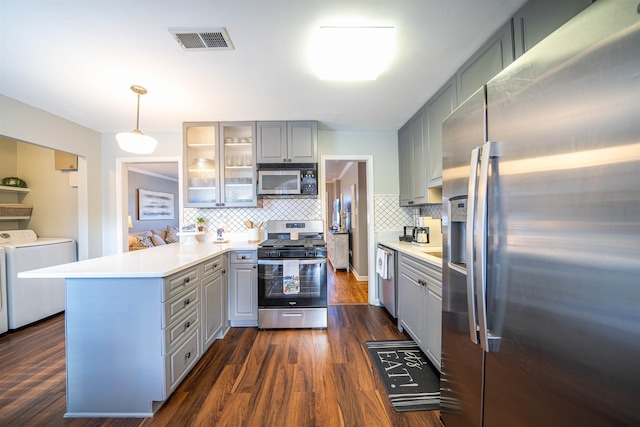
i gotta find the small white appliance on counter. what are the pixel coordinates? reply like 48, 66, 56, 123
0, 230, 76, 330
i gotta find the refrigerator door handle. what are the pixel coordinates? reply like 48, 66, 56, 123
476, 141, 501, 352
465, 146, 481, 344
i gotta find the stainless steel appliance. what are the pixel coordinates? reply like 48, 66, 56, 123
257, 220, 327, 328
257, 163, 317, 195
412, 227, 429, 245
441, 2, 640, 426
376, 244, 397, 318
400, 226, 414, 242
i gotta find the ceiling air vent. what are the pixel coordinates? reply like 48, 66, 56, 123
169, 27, 234, 51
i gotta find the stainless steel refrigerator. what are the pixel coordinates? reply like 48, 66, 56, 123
441, 1, 640, 426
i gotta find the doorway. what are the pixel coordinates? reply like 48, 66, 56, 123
320, 155, 375, 305
115, 157, 182, 253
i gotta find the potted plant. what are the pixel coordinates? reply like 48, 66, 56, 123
196, 217, 206, 232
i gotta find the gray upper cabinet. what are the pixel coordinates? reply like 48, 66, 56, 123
256, 121, 317, 163
426, 78, 457, 188
411, 109, 428, 204
513, 0, 592, 59
398, 124, 412, 206
256, 122, 287, 163
398, 104, 443, 207
456, 21, 514, 105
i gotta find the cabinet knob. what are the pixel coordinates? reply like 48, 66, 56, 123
253, 265, 257, 269
213, 263, 218, 268
222, 269, 226, 274
185, 352, 191, 360
282, 159, 287, 162
241, 255, 246, 259
184, 298, 191, 306
184, 321, 191, 328
184, 277, 190, 284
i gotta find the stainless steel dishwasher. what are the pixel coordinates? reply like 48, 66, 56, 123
376, 244, 397, 318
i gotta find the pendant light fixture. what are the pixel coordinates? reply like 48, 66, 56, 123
116, 85, 158, 154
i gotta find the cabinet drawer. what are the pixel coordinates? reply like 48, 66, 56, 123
166, 329, 200, 394
400, 253, 441, 283
163, 304, 200, 355
163, 285, 200, 328
164, 266, 199, 301
229, 251, 257, 264
203, 256, 224, 277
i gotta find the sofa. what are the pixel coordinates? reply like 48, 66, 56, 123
128, 226, 180, 251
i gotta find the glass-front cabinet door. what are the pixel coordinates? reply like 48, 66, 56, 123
185, 123, 218, 206
221, 122, 257, 206
184, 121, 257, 208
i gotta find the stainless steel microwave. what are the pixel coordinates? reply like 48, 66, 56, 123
257, 164, 317, 195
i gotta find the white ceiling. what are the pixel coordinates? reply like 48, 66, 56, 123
0, 0, 527, 135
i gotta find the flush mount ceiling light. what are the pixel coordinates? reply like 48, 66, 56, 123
116, 85, 158, 154
311, 26, 396, 80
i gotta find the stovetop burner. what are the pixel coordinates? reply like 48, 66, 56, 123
259, 238, 326, 248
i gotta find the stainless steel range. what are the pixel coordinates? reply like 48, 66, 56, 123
257, 220, 327, 329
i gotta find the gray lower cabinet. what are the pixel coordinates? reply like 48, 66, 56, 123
397, 253, 442, 371
65, 264, 206, 417
228, 250, 258, 326
202, 254, 227, 352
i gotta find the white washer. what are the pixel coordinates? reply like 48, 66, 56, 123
0, 230, 76, 330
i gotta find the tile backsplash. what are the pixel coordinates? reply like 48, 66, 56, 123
184, 194, 441, 234
184, 198, 322, 233
374, 194, 442, 231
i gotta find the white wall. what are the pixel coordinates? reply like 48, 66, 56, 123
128, 171, 179, 233
101, 131, 182, 255
17, 143, 78, 241
0, 95, 103, 259
318, 130, 398, 195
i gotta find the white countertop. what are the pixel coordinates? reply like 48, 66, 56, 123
378, 240, 443, 267
18, 240, 260, 279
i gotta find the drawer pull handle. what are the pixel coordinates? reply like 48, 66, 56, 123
184, 298, 191, 306
253, 265, 256, 269
213, 263, 218, 268
184, 277, 190, 284
185, 352, 191, 360
241, 255, 246, 260
184, 321, 191, 328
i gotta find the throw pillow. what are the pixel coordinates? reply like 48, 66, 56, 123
151, 234, 166, 246
165, 226, 180, 244
135, 231, 154, 248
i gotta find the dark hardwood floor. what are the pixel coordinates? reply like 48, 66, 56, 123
0, 270, 443, 426
327, 264, 368, 305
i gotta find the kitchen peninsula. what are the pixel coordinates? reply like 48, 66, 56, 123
19, 240, 258, 418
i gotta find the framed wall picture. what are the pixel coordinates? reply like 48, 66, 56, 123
138, 189, 174, 220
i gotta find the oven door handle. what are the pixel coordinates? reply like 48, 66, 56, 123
258, 259, 327, 265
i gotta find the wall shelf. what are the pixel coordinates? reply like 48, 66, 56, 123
0, 185, 30, 194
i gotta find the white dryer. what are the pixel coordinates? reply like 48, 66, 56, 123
0, 230, 76, 330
